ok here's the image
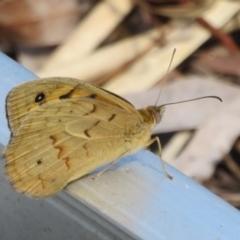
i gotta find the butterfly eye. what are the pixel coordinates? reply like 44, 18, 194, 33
35, 92, 46, 103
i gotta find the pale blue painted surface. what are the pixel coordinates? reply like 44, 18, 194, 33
70, 149, 240, 240
0, 52, 37, 145
0, 52, 240, 240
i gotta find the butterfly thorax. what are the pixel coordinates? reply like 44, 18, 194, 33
121, 105, 165, 153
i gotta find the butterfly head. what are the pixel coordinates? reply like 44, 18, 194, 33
152, 106, 165, 124
141, 105, 165, 125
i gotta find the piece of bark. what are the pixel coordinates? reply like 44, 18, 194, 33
39, 0, 133, 73
170, 97, 240, 181
208, 168, 240, 191
162, 130, 192, 161
224, 154, 240, 182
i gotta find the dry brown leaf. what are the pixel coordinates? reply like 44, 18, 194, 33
148, 0, 216, 18
196, 52, 240, 76
0, 0, 82, 47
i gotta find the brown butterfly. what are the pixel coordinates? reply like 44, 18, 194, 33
3, 77, 221, 198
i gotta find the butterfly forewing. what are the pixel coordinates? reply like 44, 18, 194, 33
6, 78, 141, 134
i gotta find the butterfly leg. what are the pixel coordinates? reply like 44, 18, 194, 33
146, 137, 173, 180
92, 151, 128, 180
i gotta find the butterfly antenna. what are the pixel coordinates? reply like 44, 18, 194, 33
155, 48, 176, 106
159, 96, 222, 108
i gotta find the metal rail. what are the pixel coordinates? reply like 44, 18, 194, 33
0, 52, 240, 240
